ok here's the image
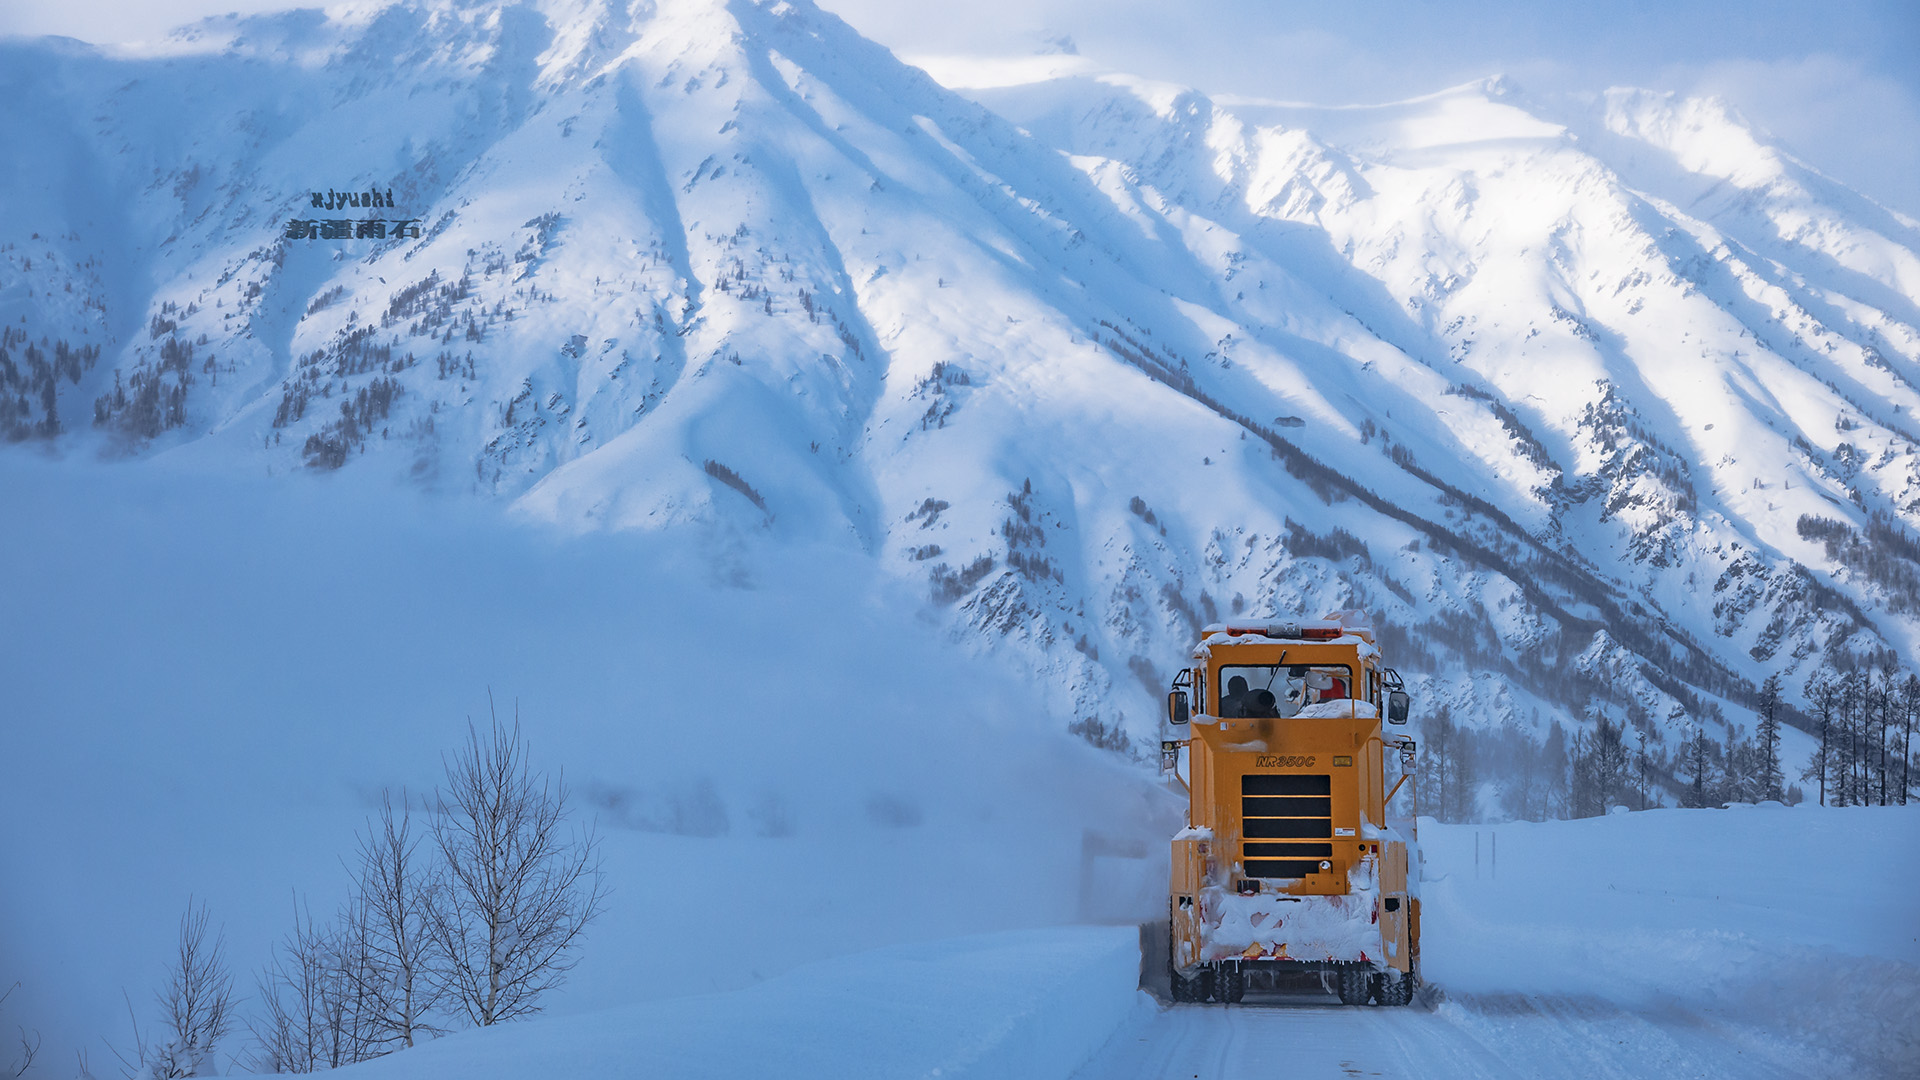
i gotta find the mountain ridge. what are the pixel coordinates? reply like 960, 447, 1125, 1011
3, 0, 1917, 791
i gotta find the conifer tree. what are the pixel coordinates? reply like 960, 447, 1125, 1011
1541, 721, 1570, 819
1681, 725, 1718, 808
1756, 674, 1784, 801
1570, 717, 1630, 817
1902, 673, 1919, 805
1803, 669, 1837, 806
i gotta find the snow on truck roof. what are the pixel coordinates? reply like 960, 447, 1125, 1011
1195, 633, 1379, 660
1198, 611, 1376, 643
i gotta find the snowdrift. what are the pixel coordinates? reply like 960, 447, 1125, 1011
1420, 805, 1920, 1077
316, 927, 1145, 1080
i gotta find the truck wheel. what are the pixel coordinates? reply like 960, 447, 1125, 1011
1336, 967, 1372, 1006
1171, 965, 1212, 1003
1372, 969, 1415, 1006
1219, 964, 1246, 1004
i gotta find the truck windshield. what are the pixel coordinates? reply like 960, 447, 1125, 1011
1218, 664, 1354, 718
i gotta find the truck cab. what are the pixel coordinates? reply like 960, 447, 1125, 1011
1163, 611, 1421, 1005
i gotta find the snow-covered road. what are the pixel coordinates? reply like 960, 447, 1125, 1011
1073, 990, 1832, 1080
1090, 807, 1920, 1080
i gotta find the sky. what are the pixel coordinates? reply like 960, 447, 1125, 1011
823, 0, 1920, 220
0, 0, 1914, 216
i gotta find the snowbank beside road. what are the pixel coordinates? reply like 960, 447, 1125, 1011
308, 927, 1146, 1080
1420, 806, 1920, 1077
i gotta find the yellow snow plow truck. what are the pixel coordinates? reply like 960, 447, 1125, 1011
1162, 611, 1420, 1006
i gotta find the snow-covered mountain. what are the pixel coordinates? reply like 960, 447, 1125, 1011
4, 0, 1918, 769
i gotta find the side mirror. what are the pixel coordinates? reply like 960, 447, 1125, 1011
1386, 690, 1410, 725
1167, 689, 1190, 726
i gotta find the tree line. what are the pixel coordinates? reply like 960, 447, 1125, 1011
1798, 663, 1919, 808
1416, 655, 1919, 823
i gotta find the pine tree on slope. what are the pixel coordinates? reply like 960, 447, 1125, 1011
1756, 674, 1784, 802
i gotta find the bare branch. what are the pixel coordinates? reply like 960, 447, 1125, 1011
0, 983, 37, 1079
0, 984, 37, 1080
347, 790, 445, 1051
426, 701, 606, 1026
136, 899, 236, 1079
10, 1028, 39, 1079
246, 891, 391, 1073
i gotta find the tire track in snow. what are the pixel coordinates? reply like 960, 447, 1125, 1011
1069, 990, 1847, 1080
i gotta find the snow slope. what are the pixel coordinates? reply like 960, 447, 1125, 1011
1, 0, 1917, 831
315, 927, 1145, 1080
1418, 806, 1919, 1076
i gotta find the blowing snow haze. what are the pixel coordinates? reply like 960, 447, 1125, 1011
0, 0, 1918, 1075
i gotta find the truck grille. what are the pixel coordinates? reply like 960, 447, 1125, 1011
1241, 774, 1332, 878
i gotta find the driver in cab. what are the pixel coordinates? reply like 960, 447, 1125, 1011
1220, 675, 1280, 718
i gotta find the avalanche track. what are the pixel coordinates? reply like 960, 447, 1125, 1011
1076, 992, 1826, 1080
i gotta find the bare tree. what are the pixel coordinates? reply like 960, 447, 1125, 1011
348, 792, 442, 1051
326, 900, 384, 1067
248, 895, 383, 1073
135, 901, 234, 1079
9, 1031, 35, 1080
249, 899, 335, 1074
426, 707, 605, 1027
252, 796, 444, 1072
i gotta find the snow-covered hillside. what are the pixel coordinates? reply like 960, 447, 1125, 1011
3, 0, 1919, 777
